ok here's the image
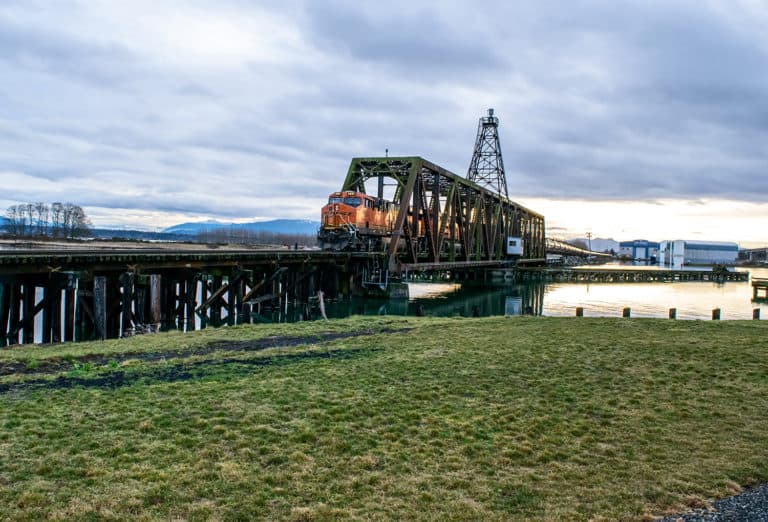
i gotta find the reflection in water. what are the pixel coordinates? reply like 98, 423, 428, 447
163, 267, 768, 330
322, 282, 545, 320
319, 267, 768, 322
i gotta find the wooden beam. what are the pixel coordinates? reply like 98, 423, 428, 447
22, 283, 35, 344
50, 284, 62, 343
0, 283, 9, 348
64, 285, 75, 342
93, 276, 106, 340
196, 279, 230, 313
241, 267, 287, 303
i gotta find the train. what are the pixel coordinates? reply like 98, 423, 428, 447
317, 190, 399, 251
317, 190, 463, 255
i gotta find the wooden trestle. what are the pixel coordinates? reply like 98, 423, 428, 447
0, 249, 374, 346
753, 278, 768, 300
517, 268, 749, 283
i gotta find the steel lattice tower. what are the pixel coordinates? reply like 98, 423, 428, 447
467, 108, 508, 198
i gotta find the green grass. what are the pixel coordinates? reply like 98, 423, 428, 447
1, 316, 767, 520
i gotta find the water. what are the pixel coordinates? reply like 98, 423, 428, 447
23, 265, 768, 345
323, 267, 768, 321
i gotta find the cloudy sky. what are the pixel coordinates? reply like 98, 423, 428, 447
1, 0, 767, 245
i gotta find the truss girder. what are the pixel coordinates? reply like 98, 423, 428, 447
342, 157, 545, 272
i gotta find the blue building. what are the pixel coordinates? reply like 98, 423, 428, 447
619, 240, 660, 261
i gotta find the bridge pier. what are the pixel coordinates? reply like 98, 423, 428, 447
0, 250, 374, 346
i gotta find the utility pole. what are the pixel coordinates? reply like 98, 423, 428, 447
586, 232, 593, 252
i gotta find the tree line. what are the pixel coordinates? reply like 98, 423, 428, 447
4, 202, 93, 238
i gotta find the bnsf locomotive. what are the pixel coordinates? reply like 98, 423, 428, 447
317, 191, 399, 251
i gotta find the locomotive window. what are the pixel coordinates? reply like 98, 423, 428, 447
344, 197, 362, 207
329, 197, 344, 204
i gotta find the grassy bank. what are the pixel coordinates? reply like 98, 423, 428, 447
1, 316, 767, 520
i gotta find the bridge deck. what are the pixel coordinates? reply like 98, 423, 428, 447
519, 267, 749, 283
0, 249, 377, 275
752, 277, 768, 299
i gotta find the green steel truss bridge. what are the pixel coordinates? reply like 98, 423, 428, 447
342, 156, 546, 272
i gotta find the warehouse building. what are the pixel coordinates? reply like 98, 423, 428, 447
619, 240, 660, 261
658, 240, 739, 266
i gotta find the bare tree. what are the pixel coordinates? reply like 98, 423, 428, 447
4, 205, 21, 236
34, 202, 49, 236
24, 203, 34, 235
3, 201, 91, 239
69, 204, 92, 238
50, 202, 63, 237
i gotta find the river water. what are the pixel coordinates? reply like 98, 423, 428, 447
323, 266, 768, 321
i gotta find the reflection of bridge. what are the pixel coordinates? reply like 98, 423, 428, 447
741, 247, 768, 263
545, 238, 613, 258
324, 283, 545, 319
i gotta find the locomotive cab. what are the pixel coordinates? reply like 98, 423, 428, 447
317, 190, 397, 251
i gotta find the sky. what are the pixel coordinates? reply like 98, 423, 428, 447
1, 0, 768, 246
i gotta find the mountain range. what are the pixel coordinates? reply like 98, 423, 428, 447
162, 219, 320, 236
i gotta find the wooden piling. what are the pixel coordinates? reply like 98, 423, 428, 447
669, 308, 677, 320
186, 278, 196, 331
712, 308, 721, 321
753, 308, 760, 320
22, 283, 35, 344
134, 284, 146, 325
0, 283, 10, 347
104, 277, 119, 338
234, 276, 244, 324
93, 276, 107, 340
226, 276, 236, 326
177, 280, 186, 330
50, 285, 62, 343
7, 284, 20, 345
575, 307, 584, 317
64, 284, 76, 342
42, 284, 53, 344
622, 307, 631, 318
150, 274, 161, 325
121, 273, 134, 334
211, 276, 222, 324
161, 276, 172, 327
199, 277, 209, 329
241, 302, 252, 324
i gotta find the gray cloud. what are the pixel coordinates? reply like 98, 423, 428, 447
1, 0, 768, 230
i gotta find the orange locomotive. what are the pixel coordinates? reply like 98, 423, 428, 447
317, 191, 398, 251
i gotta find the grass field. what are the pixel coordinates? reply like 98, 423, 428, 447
1, 316, 767, 520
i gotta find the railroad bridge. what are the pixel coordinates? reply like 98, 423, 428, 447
0, 249, 376, 346
0, 110, 610, 345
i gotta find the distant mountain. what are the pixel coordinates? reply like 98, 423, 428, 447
163, 219, 320, 236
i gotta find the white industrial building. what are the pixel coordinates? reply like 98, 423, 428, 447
658, 240, 739, 266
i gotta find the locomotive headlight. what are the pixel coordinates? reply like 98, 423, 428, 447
334, 204, 339, 212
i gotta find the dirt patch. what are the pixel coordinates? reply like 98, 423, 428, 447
0, 346, 378, 395
0, 327, 411, 377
